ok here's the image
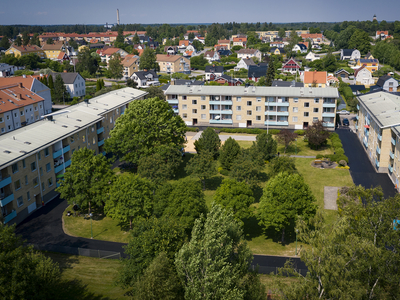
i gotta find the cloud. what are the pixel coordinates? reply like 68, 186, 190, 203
37, 11, 48, 15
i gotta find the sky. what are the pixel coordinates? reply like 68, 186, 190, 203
1, 0, 400, 25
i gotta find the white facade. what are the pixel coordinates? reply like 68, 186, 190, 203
305, 52, 320, 61
234, 58, 254, 71
356, 68, 375, 86
65, 74, 86, 98
237, 49, 262, 61
2, 102, 45, 133
31, 79, 52, 114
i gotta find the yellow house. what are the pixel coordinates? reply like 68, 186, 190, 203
42, 42, 64, 60
269, 47, 286, 57
122, 55, 139, 79
5, 44, 45, 58
156, 55, 190, 74
355, 59, 379, 73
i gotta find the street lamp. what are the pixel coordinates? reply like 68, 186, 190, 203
295, 138, 297, 155
295, 229, 299, 256
90, 213, 93, 239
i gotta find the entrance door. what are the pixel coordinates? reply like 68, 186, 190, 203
247, 120, 252, 127
35, 194, 42, 207
193, 119, 198, 126
303, 122, 309, 129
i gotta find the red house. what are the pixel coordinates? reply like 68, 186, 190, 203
282, 58, 301, 74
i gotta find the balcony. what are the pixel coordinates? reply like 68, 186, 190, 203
167, 99, 179, 104
65, 159, 71, 168
323, 122, 335, 128
357, 104, 360, 110
53, 149, 63, 159
390, 151, 395, 160
322, 103, 336, 108
389, 164, 393, 173
172, 108, 179, 114
54, 163, 64, 174
209, 100, 233, 105
98, 139, 105, 147
0, 176, 11, 189
376, 146, 381, 155
63, 145, 70, 153
265, 102, 289, 107
375, 159, 380, 169
355, 125, 358, 130
355, 115, 359, 120
378, 134, 382, 141
264, 121, 289, 126
4, 210, 17, 224
392, 137, 396, 146
209, 110, 232, 114
0, 193, 14, 207
363, 139, 368, 148
209, 119, 233, 124
97, 127, 104, 134
322, 113, 336, 117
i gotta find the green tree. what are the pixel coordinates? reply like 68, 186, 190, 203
107, 53, 123, 79
139, 47, 158, 70
253, 131, 277, 161
126, 78, 138, 88
120, 216, 186, 295
258, 172, 316, 243
348, 29, 372, 54
46, 38, 54, 45
335, 25, 357, 50
132, 252, 184, 300
278, 28, 286, 38
193, 127, 221, 159
105, 97, 186, 164
114, 27, 125, 48
48, 74, 54, 91
22, 31, 30, 46
268, 156, 298, 178
31, 33, 40, 47
305, 120, 329, 149
105, 174, 153, 229
0, 36, 10, 49
76, 48, 99, 76
219, 137, 241, 170
145, 86, 166, 100
52, 74, 69, 102
276, 129, 297, 153
265, 57, 275, 86
132, 33, 140, 44
322, 49, 337, 73
185, 150, 217, 190
56, 148, 115, 214
230, 149, 263, 186
96, 79, 102, 91
14, 36, 22, 46
175, 204, 265, 300
214, 178, 254, 221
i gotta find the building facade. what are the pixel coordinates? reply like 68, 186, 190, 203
165, 85, 338, 130
0, 87, 147, 225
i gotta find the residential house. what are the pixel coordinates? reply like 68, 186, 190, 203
5, 45, 45, 59
0, 75, 52, 114
301, 33, 327, 45
56, 52, 70, 62
272, 80, 304, 87
218, 49, 232, 57
96, 47, 128, 64
355, 59, 379, 73
282, 58, 301, 74
248, 64, 268, 82
205, 65, 224, 81
340, 49, 361, 61
292, 43, 307, 54
156, 55, 191, 74
354, 66, 375, 86
49, 72, 86, 98
42, 42, 64, 60
234, 58, 256, 71
365, 52, 374, 59
204, 51, 220, 63
164, 85, 337, 130
376, 31, 389, 40
212, 75, 243, 86
131, 70, 159, 87
194, 36, 205, 44
269, 47, 286, 56
0, 87, 147, 225
147, 41, 159, 50
327, 75, 339, 86
236, 49, 262, 61
305, 52, 320, 62
372, 75, 399, 92
218, 40, 231, 50
179, 40, 190, 52
335, 69, 350, 79
302, 71, 327, 87
270, 41, 285, 49
164, 46, 178, 55
122, 55, 139, 80
0, 84, 46, 134
232, 37, 247, 47
349, 85, 366, 95
299, 41, 309, 49
0, 63, 22, 77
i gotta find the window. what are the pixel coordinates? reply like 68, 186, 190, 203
182, 96, 187, 100
6, 115, 10, 120
256, 116, 261, 121
25, 175, 28, 185
182, 104, 187, 110
313, 117, 319, 122
48, 177, 53, 187
314, 98, 320, 103
1, 128, 4, 133
14, 179, 21, 191
71, 136, 74, 143
27, 191, 31, 201
38, 151, 41, 160
192, 100, 197, 105
304, 102, 309, 107
42, 182, 45, 191
20, 110, 24, 116
0, 117, 3, 123
304, 112, 309, 117
201, 96, 206, 100
72, 149, 75, 154
256, 106, 261, 112
247, 110, 252, 116
22, 159, 26, 168
192, 109, 197, 114
201, 105, 206, 110
44, 147, 49, 156
83, 135, 86, 142
110, 117, 113, 123
256, 97, 262, 102
247, 101, 252, 106
293, 107, 298, 113
12, 163, 18, 173
46, 163, 51, 172
92, 137, 96, 144
33, 177, 39, 187
92, 125, 95, 132
236, 106, 241, 111
40, 167, 43, 176
313, 108, 319, 113
201, 114, 206, 119
292, 116, 298, 122
236, 97, 241, 102
182, 113, 187, 118
17, 196, 24, 207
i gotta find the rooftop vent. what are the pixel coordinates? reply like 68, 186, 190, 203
20, 151, 27, 154
76, 119, 81, 122
3, 150, 11, 154
62, 125, 68, 128
24, 141, 31, 145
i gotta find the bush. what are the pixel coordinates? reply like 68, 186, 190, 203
339, 160, 347, 167
218, 167, 223, 173
316, 154, 324, 159
332, 141, 343, 149
85, 81, 97, 86
294, 130, 305, 136
218, 128, 280, 135
186, 127, 199, 132
220, 169, 230, 176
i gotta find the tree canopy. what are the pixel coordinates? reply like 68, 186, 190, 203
185, 151, 217, 190
305, 120, 330, 149
219, 137, 241, 170
194, 127, 221, 159
107, 53, 123, 79
139, 48, 158, 71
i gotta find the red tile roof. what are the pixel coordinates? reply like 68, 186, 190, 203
303, 71, 327, 84
0, 83, 44, 113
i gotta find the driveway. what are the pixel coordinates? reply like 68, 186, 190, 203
337, 128, 396, 198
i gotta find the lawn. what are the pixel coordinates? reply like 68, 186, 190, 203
44, 252, 127, 299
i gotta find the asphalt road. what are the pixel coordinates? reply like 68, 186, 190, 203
337, 127, 396, 199
15, 196, 306, 272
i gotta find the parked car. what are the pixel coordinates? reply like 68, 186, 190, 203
342, 118, 350, 126
338, 110, 350, 115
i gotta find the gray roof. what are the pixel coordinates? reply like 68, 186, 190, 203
248, 65, 268, 78
242, 58, 256, 66
272, 80, 304, 87
376, 75, 396, 87
161, 80, 204, 91
349, 85, 366, 92
0, 88, 147, 168
50, 72, 82, 84
342, 49, 354, 56
165, 85, 339, 98
205, 65, 224, 73
358, 91, 400, 128
133, 70, 158, 80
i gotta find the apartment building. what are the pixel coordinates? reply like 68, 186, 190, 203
0, 83, 46, 135
0, 87, 147, 225
356, 91, 400, 189
165, 85, 338, 130
156, 55, 191, 74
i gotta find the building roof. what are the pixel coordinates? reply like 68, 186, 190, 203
248, 65, 268, 78
301, 33, 323, 39
242, 58, 256, 66
165, 85, 339, 99
342, 49, 356, 56
133, 70, 158, 80
357, 58, 379, 64
205, 65, 224, 73
57, 52, 67, 60
237, 48, 258, 55
156, 54, 186, 62
204, 51, 216, 57
179, 40, 190, 47
9, 44, 43, 53
0, 83, 44, 114
376, 75, 396, 87
335, 69, 350, 75
98, 47, 121, 56
358, 91, 400, 128
282, 58, 300, 69
270, 47, 286, 54
49, 72, 81, 84
303, 71, 327, 84
296, 44, 307, 50
218, 40, 230, 44
218, 50, 232, 56
161, 80, 204, 91
41, 41, 64, 51
0, 88, 147, 168
299, 41, 309, 48
233, 37, 247, 42
122, 55, 139, 67
354, 65, 369, 77
271, 80, 304, 87
349, 85, 366, 92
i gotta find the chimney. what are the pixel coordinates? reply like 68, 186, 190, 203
19, 83, 23, 88
22, 74, 26, 78
18, 94, 23, 100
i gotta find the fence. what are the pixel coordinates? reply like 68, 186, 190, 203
30, 244, 122, 259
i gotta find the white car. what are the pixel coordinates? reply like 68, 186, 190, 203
338, 110, 350, 115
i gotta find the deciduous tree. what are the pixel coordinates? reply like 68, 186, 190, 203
193, 127, 221, 159
276, 129, 297, 153
107, 53, 123, 79
185, 150, 217, 190
252, 131, 277, 161
219, 137, 241, 170
268, 156, 298, 178
139, 48, 158, 71
52, 74, 69, 102
305, 120, 329, 149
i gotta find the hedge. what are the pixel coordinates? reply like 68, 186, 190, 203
328, 133, 349, 164
218, 128, 281, 135
186, 127, 199, 132
294, 129, 305, 136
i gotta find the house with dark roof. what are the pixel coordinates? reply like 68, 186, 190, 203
218, 49, 232, 56
340, 49, 361, 60
164, 46, 178, 55
248, 64, 268, 82
236, 48, 262, 61
349, 85, 366, 95
213, 74, 243, 86
271, 80, 304, 87
269, 47, 286, 56
292, 43, 307, 53
234, 58, 256, 71
131, 70, 159, 87
50, 72, 85, 98
371, 75, 399, 92
335, 69, 351, 79
205, 65, 224, 81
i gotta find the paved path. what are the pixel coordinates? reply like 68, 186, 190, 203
337, 128, 396, 199
15, 196, 306, 272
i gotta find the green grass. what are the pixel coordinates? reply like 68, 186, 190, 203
44, 252, 128, 299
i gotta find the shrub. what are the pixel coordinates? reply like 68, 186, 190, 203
186, 127, 199, 132
220, 169, 230, 176
316, 154, 324, 159
335, 148, 345, 156
294, 130, 305, 136
339, 160, 347, 167
218, 167, 223, 173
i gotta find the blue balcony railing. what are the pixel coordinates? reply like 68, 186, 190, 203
53, 149, 63, 159
54, 163, 64, 174
97, 127, 104, 134
389, 164, 394, 173
378, 134, 382, 141
64, 160, 71, 168
209, 119, 233, 124
0, 176, 11, 189
390, 151, 395, 160
376, 146, 381, 155
264, 121, 289, 126
4, 210, 17, 224
98, 139, 105, 147
392, 138, 396, 146
0, 193, 14, 207
63, 145, 70, 153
